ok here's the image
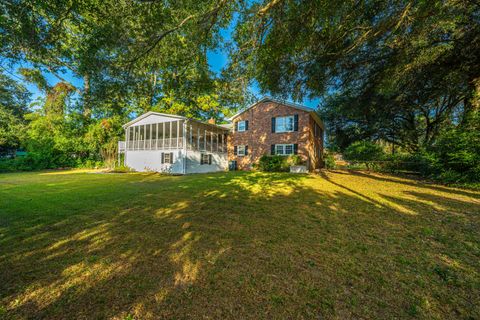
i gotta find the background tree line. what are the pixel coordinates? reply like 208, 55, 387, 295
1, 0, 479, 183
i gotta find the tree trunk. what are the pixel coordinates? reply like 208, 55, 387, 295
83, 74, 91, 118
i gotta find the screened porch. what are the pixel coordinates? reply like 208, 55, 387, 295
125, 119, 228, 153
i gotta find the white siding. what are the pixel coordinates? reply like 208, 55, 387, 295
124, 112, 229, 174
185, 150, 228, 174
125, 149, 184, 173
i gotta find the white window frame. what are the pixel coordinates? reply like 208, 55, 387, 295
237, 120, 246, 132
275, 116, 294, 133
237, 145, 246, 156
275, 144, 294, 156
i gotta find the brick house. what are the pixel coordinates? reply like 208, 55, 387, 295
227, 97, 324, 171
121, 97, 324, 173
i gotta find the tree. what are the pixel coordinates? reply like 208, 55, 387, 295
343, 141, 385, 170
0, 73, 30, 155
1, 0, 242, 120
230, 0, 480, 151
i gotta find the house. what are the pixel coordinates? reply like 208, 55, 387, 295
122, 97, 324, 173
228, 97, 324, 171
122, 112, 229, 174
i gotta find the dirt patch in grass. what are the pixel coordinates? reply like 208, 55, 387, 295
0, 170, 479, 319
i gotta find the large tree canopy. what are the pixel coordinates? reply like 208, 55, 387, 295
229, 0, 480, 150
1, 0, 243, 119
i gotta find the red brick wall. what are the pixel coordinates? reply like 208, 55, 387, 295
228, 101, 322, 170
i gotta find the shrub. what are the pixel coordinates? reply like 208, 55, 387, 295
343, 141, 385, 170
257, 155, 301, 172
324, 152, 336, 170
108, 164, 133, 173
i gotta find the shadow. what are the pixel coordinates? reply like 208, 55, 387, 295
347, 170, 480, 200
1, 170, 479, 319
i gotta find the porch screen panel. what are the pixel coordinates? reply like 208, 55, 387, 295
158, 122, 164, 149
135, 126, 140, 150
128, 127, 134, 150
191, 124, 198, 150
199, 127, 205, 150
171, 121, 178, 149
152, 123, 157, 149
178, 120, 184, 148
164, 122, 171, 148
145, 124, 151, 149
140, 125, 145, 150
206, 130, 211, 151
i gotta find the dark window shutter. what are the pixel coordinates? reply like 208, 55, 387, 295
245, 120, 249, 130
271, 117, 276, 133
294, 114, 299, 131
234, 145, 237, 155
293, 144, 298, 155
170, 152, 174, 163
234, 121, 238, 132
161, 153, 165, 164
271, 144, 275, 155
245, 146, 248, 155
209, 154, 212, 165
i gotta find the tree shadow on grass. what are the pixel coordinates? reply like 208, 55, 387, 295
347, 170, 480, 199
1, 171, 479, 319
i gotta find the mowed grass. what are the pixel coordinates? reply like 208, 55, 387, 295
0, 170, 479, 319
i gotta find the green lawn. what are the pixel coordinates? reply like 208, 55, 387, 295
1, 170, 479, 319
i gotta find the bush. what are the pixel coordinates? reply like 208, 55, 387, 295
257, 155, 302, 172
324, 152, 336, 170
343, 141, 385, 170
108, 164, 133, 173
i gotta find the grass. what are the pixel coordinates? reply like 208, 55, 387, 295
0, 169, 479, 319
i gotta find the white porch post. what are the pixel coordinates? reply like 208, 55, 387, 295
182, 121, 187, 174
124, 128, 127, 166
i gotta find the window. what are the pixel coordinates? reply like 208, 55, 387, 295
162, 152, 173, 164
275, 116, 294, 132
235, 145, 248, 156
314, 123, 322, 137
200, 153, 212, 165
237, 120, 248, 132
275, 144, 295, 156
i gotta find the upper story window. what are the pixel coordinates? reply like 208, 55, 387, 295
236, 120, 248, 132
274, 116, 295, 133
314, 123, 322, 137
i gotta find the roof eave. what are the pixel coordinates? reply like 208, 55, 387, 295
122, 112, 187, 128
